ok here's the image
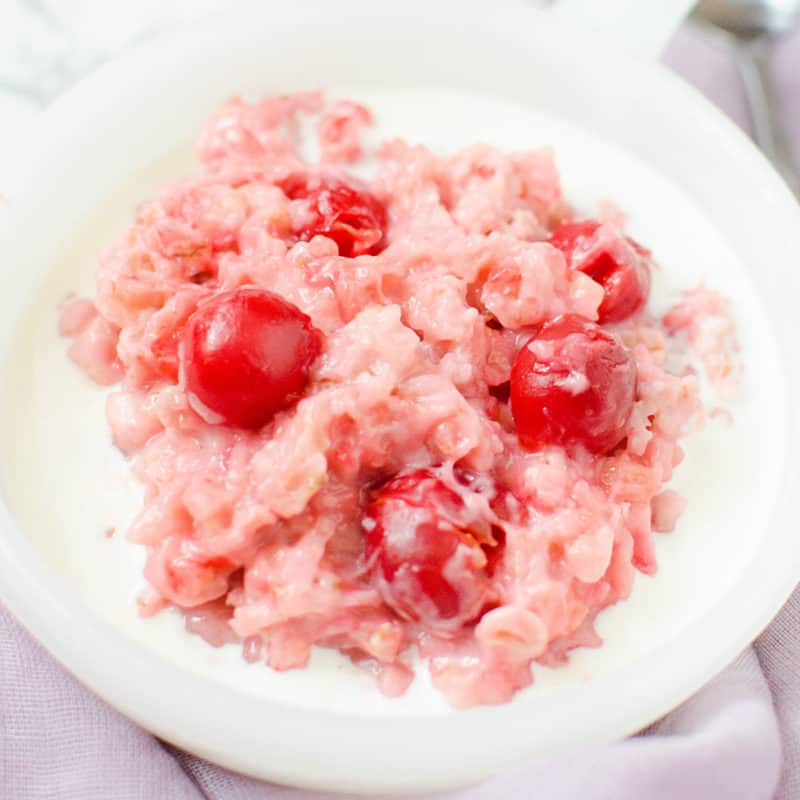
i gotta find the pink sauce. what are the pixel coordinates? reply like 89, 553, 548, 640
60, 92, 738, 708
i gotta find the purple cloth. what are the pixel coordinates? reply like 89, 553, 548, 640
2, 22, 799, 800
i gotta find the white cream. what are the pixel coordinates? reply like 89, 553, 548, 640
0, 88, 784, 715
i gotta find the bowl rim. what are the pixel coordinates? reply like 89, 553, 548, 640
0, 1, 798, 794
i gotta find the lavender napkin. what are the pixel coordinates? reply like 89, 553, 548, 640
1, 21, 799, 800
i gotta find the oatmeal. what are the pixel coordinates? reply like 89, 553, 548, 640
60, 92, 736, 708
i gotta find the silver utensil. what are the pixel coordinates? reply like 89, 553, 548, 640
694, 0, 800, 197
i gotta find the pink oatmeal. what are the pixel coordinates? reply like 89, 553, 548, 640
61, 92, 737, 708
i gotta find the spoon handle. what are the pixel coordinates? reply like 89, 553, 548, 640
734, 39, 800, 199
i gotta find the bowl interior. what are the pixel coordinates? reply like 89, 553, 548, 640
0, 85, 789, 714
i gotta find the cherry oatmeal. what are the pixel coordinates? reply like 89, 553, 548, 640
60, 92, 737, 708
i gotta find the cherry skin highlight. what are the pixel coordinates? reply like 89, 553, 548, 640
182, 287, 323, 429
510, 314, 636, 454
363, 469, 499, 632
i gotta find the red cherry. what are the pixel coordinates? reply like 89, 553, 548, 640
363, 469, 497, 631
549, 220, 650, 323
510, 314, 636, 454
281, 173, 387, 257
182, 287, 322, 428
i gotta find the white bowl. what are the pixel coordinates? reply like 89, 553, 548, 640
0, 2, 798, 795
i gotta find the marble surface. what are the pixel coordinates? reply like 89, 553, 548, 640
0, 0, 236, 185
